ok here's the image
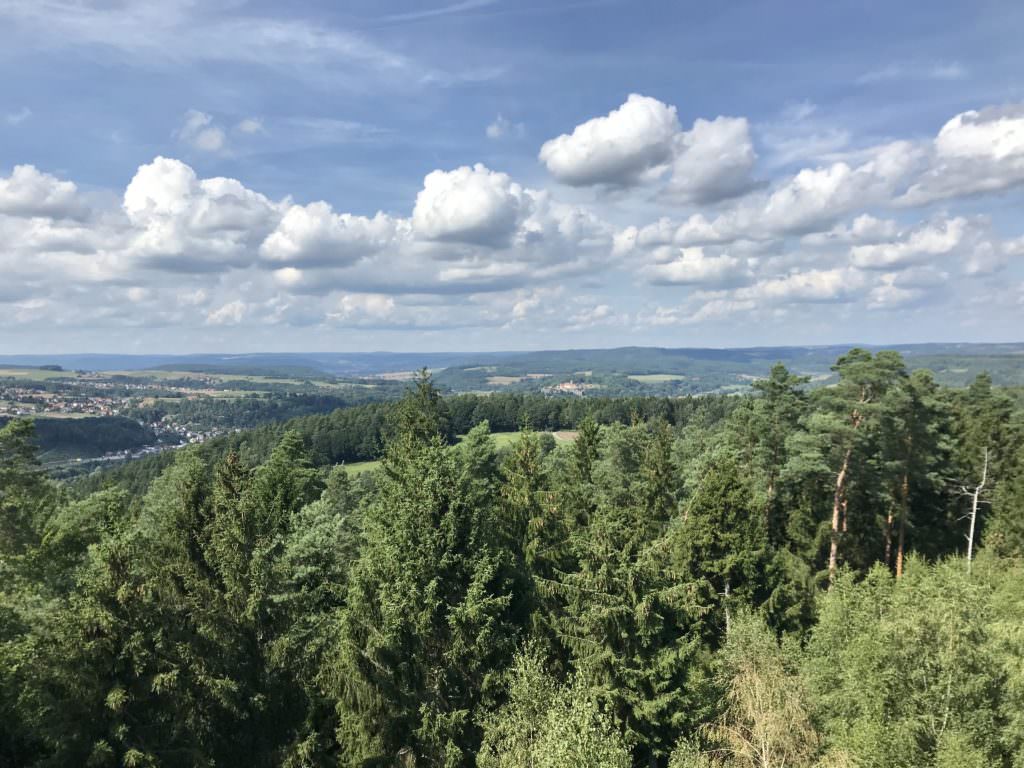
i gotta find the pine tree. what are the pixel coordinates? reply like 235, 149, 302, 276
672, 450, 767, 640
331, 381, 524, 766
788, 349, 907, 583
550, 423, 705, 766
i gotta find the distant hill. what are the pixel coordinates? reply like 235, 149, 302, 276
2, 343, 1022, 392
432, 343, 1024, 393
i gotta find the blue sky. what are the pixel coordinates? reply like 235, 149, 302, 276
1, 0, 1023, 353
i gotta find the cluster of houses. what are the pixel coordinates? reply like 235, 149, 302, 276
541, 380, 590, 397
0, 387, 122, 418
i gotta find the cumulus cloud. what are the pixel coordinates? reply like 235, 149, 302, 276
665, 116, 758, 203
850, 217, 967, 270
801, 214, 899, 246
738, 267, 866, 304
412, 164, 526, 246
901, 105, 1024, 204
564, 303, 615, 331
758, 141, 923, 234
539, 94, 758, 202
644, 246, 751, 287
0, 164, 87, 219
539, 94, 681, 187
638, 140, 926, 247
331, 293, 396, 321
261, 202, 397, 267
176, 109, 227, 152
123, 156, 280, 270
864, 266, 953, 310
7, 96, 1024, 341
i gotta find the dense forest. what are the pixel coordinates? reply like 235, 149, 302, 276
2, 348, 1024, 767
73, 391, 727, 498
0, 416, 157, 462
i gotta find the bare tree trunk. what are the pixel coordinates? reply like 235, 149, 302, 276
896, 472, 909, 578
884, 507, 894, 568
966, 448, 988, 574
721, 577, 733, 637
828, 449, 851, 585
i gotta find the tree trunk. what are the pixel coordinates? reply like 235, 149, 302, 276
723, 577, 732, 636
966, 448, 988, 574
896, 472, 909, 578
828, 449, 851, 585
884, 507, 894, 568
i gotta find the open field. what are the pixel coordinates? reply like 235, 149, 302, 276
462, 430, 579, 449
0, 367, 70, 380
342, 460, 382, 476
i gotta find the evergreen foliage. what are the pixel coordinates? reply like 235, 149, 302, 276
3, 353, 1024, 767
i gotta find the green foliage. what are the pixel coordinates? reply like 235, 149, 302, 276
480, 646, 630, 768
5, 356, 1024, 767
805, 558, 1004, 768
330, 380, 525, 766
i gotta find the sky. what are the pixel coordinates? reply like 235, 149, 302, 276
1, 0, 1023, 354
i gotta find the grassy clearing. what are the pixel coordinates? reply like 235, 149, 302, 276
459, 431, 579, 449
342, 460, 382, 476
489, 431, 522, 447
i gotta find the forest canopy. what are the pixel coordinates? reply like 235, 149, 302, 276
2, 350, 1024, 767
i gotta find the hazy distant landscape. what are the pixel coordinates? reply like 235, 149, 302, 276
5, 341, 1023, 473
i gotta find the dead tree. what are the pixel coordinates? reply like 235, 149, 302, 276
959, 447, 990, 574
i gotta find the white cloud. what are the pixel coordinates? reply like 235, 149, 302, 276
865, 267, 950, 310
866, 280, 925, 310
123, 156, 280, 270
564, 303, 615, 331
261, 202, 397, 267
644, 246, 750, 287
236, 117, 264, 135
665, 116, 758, 203
901, 104, 1024, 204
7, 95, 1024, 340
801, 214, 900, 246
0, 164, 87, 219
758, 141, 923, 234
206, 299, 247, 325
850, 217, 966, 270
176, 109, 226, 152
333, 292, 393, 319
540, 94, 758, 202
738, 267, 866, 303
486, 113, 524, 140
412, 163, 526, 246
272, 267, 304, 287
648, 141, 925, 247
539, 94, 680, 187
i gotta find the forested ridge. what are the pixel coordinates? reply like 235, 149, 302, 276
2, 348, 1024, 767
73, 391, 730, 498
